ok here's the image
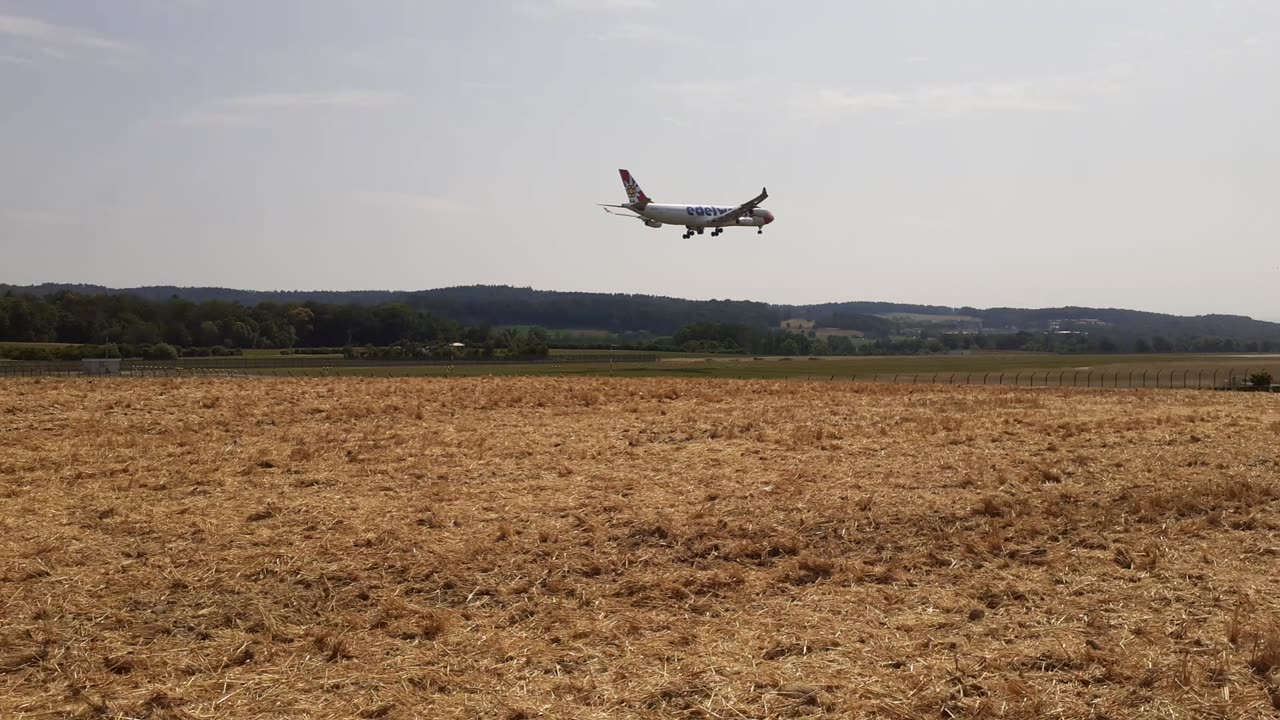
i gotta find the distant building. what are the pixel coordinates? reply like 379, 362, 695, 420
781, 318, 816, 331
82, 358, 121, 375
1049, 318, 1111, 332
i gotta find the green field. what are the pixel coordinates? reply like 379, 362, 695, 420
6, 344, 1277, 385
222, 352, 1280, 386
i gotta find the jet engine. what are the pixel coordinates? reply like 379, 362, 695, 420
735, 216, 761, 226
644, 219, 663, 228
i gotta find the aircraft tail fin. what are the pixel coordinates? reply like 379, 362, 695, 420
618, 169, 652, 208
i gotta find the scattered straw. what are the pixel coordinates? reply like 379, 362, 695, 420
1, 377, 1278, 718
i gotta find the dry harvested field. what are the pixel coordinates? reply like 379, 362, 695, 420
2, 378, 1280, 719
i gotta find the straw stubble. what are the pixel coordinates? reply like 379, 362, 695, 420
1, 377, 1279, 718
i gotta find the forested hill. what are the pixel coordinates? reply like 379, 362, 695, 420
3, 283, 1279, 341
0, 283, 412, 306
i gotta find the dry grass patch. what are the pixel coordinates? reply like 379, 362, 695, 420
1, 377, 1279, 718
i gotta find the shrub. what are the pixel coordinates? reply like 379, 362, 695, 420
144, 343, 180, 360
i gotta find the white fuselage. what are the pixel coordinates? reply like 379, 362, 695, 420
638, 203, 774, 228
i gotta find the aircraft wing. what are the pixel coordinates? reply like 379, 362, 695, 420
712, 187, 768, 225
600, 205, 641, 218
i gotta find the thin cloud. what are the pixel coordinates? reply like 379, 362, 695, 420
175, 109, 252, 128
914, 82, 1082, 114
789, 84, 1077, 119
222, 90, 402, 109
178, 90, 403, 128
792, 89, 907, 115
0, 53, 34, 65
515, 0, 655, 19
3, 208, 80, 226
0, 13, 137, 56
652, 81, 749, 100
551, 0, 656, 9
359, 191, 474, 215
459, 80, 508, 92
790, 66, 1137, 120
590, 22, 693, 46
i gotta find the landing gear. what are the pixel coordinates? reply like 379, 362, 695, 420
682, 226, 695, 239
696, 228, 705, 235
710, 228, 723, 237
757, 228, 763, 234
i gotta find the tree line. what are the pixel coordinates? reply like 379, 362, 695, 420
2, 289, 1276, 361
0, 291, 549, 360
624, 323, 1279, 356
8, 284, 1279, 344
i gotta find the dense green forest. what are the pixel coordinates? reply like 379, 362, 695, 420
0, 291, 550, 360
2, 284, 1278, 359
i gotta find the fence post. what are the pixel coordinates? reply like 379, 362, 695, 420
931, 373, 938, 384
1181, 369, 1188, 388
949, 373, 955, 385
1197, 370, 1203, 388
982, 372, 989, 385
999, 372, 1005, 385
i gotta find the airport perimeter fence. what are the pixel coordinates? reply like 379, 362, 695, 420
0, 353, 660, 378
797, 369, 1278, 391
0, 359, 1274, 391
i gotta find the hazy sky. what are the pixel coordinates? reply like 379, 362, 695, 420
2, 1, 1278, 317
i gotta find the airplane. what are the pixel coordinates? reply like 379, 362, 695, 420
599, 169, 774, 239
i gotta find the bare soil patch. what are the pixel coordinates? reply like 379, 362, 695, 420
2, 378, 1279, 718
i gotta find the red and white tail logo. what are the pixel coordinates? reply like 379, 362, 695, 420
618, 169, 651, 206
